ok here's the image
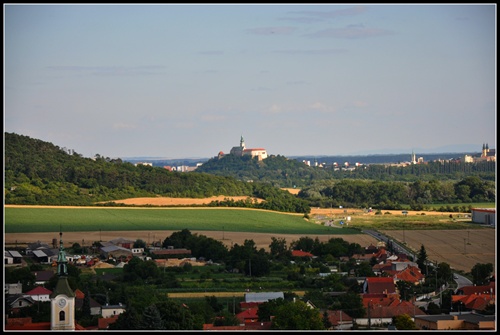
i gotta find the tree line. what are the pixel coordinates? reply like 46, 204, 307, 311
298, 176, 495, 210
4, 132, 495, 212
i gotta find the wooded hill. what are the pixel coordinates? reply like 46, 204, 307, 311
4, 132, 309, 213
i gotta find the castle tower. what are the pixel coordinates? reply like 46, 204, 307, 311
50, 230, 76, 331
240, 135, 246, 149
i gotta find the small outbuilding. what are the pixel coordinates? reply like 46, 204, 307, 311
471, 208, 495, 226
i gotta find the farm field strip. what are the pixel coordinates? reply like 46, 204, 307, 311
4, 207, 360, 235
4, 201, 495, 274
381, 229, 496, 273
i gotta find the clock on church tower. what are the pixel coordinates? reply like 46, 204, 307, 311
49, 231, 76, 331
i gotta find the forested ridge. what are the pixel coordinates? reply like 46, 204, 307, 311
196, 152, 495, 187
4, 132, 495, 212
195, 148, 495, 211
4, 132, 309, 213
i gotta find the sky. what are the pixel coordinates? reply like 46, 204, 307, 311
4, 4, 497, 159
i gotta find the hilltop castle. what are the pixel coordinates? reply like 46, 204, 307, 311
218, 136, 268, 161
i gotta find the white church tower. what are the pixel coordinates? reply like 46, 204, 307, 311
411, 150, 417, 164
50, 230, 76, 331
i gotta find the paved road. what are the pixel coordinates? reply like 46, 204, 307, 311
363, 229, 416, 260
454, 272, 473, 290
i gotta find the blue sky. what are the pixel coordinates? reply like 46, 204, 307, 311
4, 4, 496, 159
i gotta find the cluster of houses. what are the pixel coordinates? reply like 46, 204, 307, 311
5, 237, 496, 330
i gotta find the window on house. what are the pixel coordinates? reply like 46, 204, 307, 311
59, 311, 65, 321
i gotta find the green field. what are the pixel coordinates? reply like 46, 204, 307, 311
4, 207, 361, 235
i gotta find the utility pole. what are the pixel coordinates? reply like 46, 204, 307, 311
368, 300, 371, 329
413, 292, 416, 318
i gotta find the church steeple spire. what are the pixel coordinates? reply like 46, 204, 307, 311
57, 228, 68, 277
50, 228, 76, 330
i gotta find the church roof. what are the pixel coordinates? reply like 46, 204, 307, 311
50, 277, 76, 298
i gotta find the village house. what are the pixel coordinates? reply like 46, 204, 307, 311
100, 245, 133, 261
415, 312, 495, 330
101, 303, 127, 319
323, 310, 353, 330
74, 289, 102, 316
6, 295, 36, 315
5, 250, 23, 265
291, 249, 315, 259
25, 286, 52, 302
32, 270, 55, 286
362, 277, 396, 295
5, 282, 23, 295
356, 293, 427, 327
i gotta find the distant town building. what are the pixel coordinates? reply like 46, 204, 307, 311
464, 143, 496, 163
478, 143, 496, 162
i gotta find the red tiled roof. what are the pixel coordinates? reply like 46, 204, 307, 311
236, 307, 259, 322
362, 293, 401, 307
394, 265, 424, 284
452, 293, 495, 311
364, 299, 427, 319
5, 317, 88, 331
243, 148, 266, 152
326, 310, 353, 326
25, 286, 52, 296
292, 250, 314, 257
366, 277, 394, 283
98, 315, 119, 330
459, 281, 495, 296
74, 288, 85, 299
240, 301, 261, 309
365, 277, 396, 294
